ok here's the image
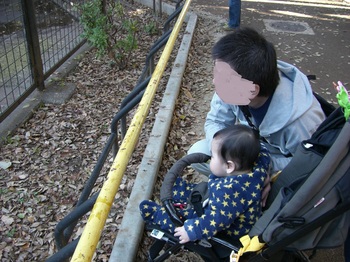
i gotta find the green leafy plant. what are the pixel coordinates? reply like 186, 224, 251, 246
0, 188, 8, 194
1, 133, 20, 145
144, 21, 159, 35
80, 0, 138, 69
7, 228, 16, 238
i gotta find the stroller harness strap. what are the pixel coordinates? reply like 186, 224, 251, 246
187, 181, 209, 217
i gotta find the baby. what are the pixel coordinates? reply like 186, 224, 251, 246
140, 125, 270, 244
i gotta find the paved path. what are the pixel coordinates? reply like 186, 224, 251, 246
191, 0, 350, 104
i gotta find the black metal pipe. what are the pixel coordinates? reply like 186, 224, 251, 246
46, 237, 80, 262
110, 77, 150, 134
55, 194, 98, 250
163, 4, 183, 32
111, 91, 145, 156
116, 31, 171, 141
138, 30, 172, 84
57, 134, 116, 247
119, 77, 151, 137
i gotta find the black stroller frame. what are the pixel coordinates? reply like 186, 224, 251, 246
144, 107, 350, 262
146, 223, 240, 261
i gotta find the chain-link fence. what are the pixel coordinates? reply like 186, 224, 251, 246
0, 0, 87, 122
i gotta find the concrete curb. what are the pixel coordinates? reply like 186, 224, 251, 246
109, 3, 197, 262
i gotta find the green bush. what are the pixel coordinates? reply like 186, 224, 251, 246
144, 21, 159, 35
80, 0, 138, 69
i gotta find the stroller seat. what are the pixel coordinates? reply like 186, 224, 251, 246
142, 107, 350, 262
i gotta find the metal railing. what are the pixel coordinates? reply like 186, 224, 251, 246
46, 1, 187, 261
0, 0, 87, 123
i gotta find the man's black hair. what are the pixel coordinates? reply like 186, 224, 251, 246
213, 125, 261, 171
212, 27, 280, 97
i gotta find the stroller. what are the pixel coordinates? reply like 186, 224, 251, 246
143, 104, 350, 261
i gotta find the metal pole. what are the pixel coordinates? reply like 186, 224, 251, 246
21, 0, 45, 91
70, 0, 193, 260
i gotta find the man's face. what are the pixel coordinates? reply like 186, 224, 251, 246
213, 61, 256, 105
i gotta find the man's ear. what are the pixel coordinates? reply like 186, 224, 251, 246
249, 84, 260, 99
226, 160, 236, 174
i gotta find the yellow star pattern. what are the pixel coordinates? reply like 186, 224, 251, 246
140, 145, 270, 243
187, 225, 194, 231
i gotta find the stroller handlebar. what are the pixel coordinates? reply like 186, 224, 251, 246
160, 153, 211, 226
160, 153, 210, 201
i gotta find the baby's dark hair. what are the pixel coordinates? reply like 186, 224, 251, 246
213, 125, 260, 171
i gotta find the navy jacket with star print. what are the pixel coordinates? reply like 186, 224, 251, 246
139, 145, 270, 241
184, 146, 270, 241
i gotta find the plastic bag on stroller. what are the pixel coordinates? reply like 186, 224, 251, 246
141, 106, 350, 262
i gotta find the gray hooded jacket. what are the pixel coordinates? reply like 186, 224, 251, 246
205, 60, 326, 172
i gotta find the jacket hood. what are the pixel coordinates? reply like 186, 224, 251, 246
259, 60, 314, 136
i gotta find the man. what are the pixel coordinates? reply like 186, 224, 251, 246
189, 27, 326, 176
224, 0, 241, 31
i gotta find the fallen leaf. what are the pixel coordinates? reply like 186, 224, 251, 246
1, 215, 14, 225
0, 161, 12, 170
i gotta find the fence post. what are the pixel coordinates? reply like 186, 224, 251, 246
21, 0, 45, 91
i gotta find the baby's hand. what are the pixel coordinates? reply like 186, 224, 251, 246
174, 226, 190, 244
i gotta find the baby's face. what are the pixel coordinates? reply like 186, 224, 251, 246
209, 138, 228, 177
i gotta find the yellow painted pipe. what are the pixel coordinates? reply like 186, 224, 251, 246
70, 0, 193, 261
